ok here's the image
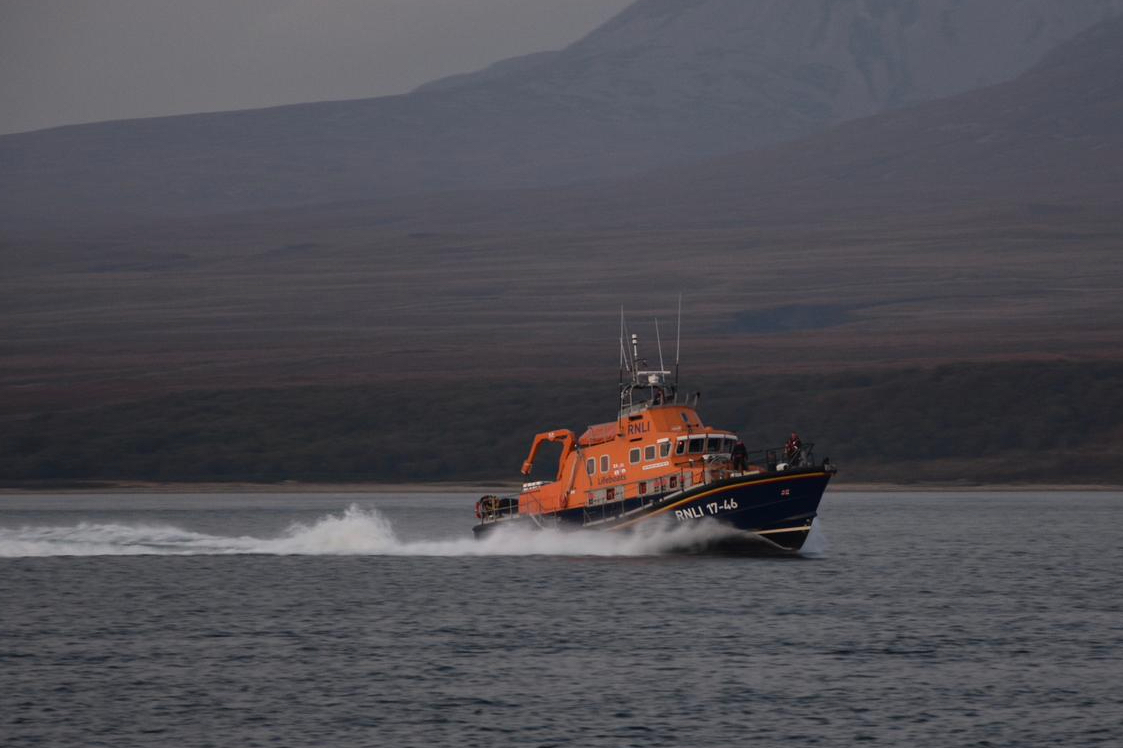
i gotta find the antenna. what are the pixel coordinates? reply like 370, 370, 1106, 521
675, 293, 683, 387
621, 309, 636, 374
619, 306, 626, 375
654, 318, 666, 372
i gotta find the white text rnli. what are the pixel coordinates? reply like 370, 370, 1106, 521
675, 499, 739, 520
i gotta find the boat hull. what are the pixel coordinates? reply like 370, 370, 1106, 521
473, 468, 832, 551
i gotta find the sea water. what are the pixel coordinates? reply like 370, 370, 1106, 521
0, 491, 1120, 747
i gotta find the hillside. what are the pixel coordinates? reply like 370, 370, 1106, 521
595, 12, 1123, 226
336, 15, 1123, 233
2, 0, 1120, 230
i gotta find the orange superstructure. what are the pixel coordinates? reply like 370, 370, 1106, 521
518, 402, 742, 515
512, 317, 755, 518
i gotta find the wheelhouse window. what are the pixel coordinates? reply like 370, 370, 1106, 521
688, 437, 704, 454
706, 437, 723, 453
586, 458, 596, 475
725, 437, 737, 453
659, 442, 671, 458
675, 439, 686, 455
600, 455, 609, 473
629, 448, 641, 464
644, 445, 656, 461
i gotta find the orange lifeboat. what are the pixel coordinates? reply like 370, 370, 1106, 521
472, 322, 836, 551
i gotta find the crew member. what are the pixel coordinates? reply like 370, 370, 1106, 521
784, 432, 802, 465
731, 441, 748, 471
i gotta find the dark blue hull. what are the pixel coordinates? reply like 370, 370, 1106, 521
473, 468, 832, 551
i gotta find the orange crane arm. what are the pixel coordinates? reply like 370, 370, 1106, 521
521, 430, 577, 478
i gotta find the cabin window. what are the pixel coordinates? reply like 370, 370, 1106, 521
660, 442, 671, 458
680, 412, 690, 424
706, 437, 722, 453
675, 440, 686, 455
600, 455, 609, 473
586, 458, 595, 475
644, 445, 656, 461
725, 437, 737, 453
688, 437, 704, 454
629, 448, 641, 464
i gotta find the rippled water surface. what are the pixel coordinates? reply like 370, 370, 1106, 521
1, 491, 1120, 747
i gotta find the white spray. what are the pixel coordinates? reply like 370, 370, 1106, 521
0, 504, 824, 558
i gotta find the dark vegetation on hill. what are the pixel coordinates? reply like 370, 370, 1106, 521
4, 361, 1122, 486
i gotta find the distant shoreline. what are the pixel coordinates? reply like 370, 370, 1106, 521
1, 480, 1119, 495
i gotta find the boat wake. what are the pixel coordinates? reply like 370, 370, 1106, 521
0, 505, 826, 558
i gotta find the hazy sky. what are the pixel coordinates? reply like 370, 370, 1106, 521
0, 0, 633, 135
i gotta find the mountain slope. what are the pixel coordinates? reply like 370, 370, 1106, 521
357, 14, 1123, 232
423, 0, 1121, 121
1, 0, 1121, 229
587, 12, 1123, 226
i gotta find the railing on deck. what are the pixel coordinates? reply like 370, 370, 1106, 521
736, 442, 815, 474
477, 493, 563, 528
476, 494, 521, 523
